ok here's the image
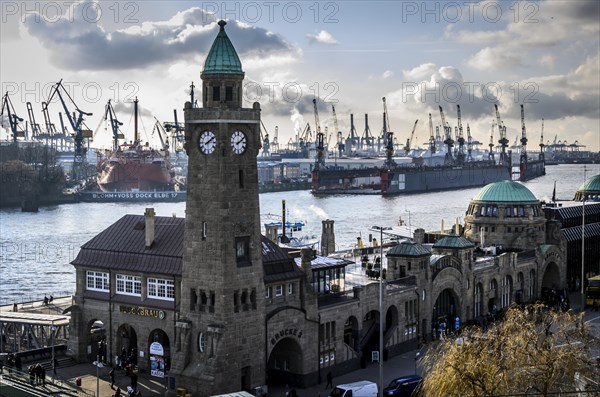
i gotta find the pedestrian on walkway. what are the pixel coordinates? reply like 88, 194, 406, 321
53, 357, 59, 376
40, 365, 46, 386
326, 371, 333, 388
114, 387, 122, 397
110, 367, 116, 389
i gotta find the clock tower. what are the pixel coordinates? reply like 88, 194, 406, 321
170, 20, 265, 395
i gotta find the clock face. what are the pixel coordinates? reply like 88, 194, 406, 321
198, 131, 216, 154
230, 130, 247, 155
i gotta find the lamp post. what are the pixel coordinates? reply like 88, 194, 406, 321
94, 342, 104, 397
370, 226, 384, 397
51, 319, 55, 377
581, 165, 587, 311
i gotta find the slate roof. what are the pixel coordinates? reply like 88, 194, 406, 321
472, 180, 538, 203
433, 234, 476, 249
293, 255, 354, 270
561, 222, 600, 242
72, 214, 303, 282
202, 20, 243, 75
387, 240, 431, 257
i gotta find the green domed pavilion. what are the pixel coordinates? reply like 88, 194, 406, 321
574, 174, 600, 201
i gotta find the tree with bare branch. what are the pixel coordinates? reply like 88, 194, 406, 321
420, 305, 600, 396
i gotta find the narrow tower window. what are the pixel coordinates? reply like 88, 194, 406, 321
212, 86, 220, 101
239, 170, 244, 188
225, 86, 233, 101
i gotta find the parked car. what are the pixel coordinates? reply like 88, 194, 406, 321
330, 380, 378, 397
383, 375, 423, 396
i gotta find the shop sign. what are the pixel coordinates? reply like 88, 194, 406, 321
270, 328, 302, 345
150, 341, 165, 378
119, 305, 166, 319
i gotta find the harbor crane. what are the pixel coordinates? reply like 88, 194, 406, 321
313, 98, 325, 168
466, 123, 474, 162
404, 119, 419, 155
153, 117, 170, 151
362, 114, 374, 153
539, 118, 545, 162
439, 105, 454, 164
272, 126, 279, 153
347, 113, 359, 154
1, 92, 25, 143
382, 97, 395, 167
488, 121, 496, 162
260, 121, 270, 157
41, 101, 59, 147
428, 113, 436, 154
26, 102, 43, 141
495, 104, 509, 166
332, 104, 344, 157
163, 109, 185, 153
520, 104, 528, 169
455, 105, 466, 163
44, 79, 93, 179
102, 100, 124, 151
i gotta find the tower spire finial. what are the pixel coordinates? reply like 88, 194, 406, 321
218, 20, 226, 30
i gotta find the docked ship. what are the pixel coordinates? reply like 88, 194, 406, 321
78, 98, 185, 202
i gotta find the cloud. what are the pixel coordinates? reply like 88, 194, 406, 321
539, 55, 555, 69
23, 5, 295, 71
382, 70, 394, 79
467, 47, 523, 71
306, 30, 339, 45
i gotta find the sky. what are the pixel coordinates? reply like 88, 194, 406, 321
1, 0, 599, 152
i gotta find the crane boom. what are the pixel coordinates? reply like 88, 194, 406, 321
404, 119, 418, 154
439, 105, 454, 164
428, 113, 436, 154
539, 118, 545, 161
495, 104, 509, 166
382, 97, 395, 167
26, 102, 42, 140
1, 92, 24, 143
313, 99, 325, 168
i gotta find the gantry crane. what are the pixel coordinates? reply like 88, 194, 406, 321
520, 104, 528, 171
466, 123, 473, 162
362, 114, 373, 153
1, 92, 24, 143
488, 121, 496, 162
347, 114, 358, 154
439, 105, 454, 164
102, 100, 124, 151
428, 113, 436, 154
26, 102, 42, 141
41, 101, 59, 147
495, 104, 509, 166
44, 79, 93, 179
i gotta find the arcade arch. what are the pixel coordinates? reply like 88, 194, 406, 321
148, 329, 170, 378
267, 337, 303, 387
116, 324, 138, 366
432, 288, 459, 332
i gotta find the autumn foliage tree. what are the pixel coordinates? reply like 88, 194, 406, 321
421, 305, 600, 396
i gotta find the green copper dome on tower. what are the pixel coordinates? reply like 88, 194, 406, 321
472, 180, 538, 203
202, 20, 243, 75
574, 174, 600, 201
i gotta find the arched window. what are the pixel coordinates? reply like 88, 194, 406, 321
474, 283, 483, 317
529, 269, 536, 301
501, 275, 512, 308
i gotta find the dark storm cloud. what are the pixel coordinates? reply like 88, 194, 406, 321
524, 93, 600, 120
23, 7, 293, 71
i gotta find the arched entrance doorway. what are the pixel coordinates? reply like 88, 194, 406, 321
117, 324, 138, 366
148, 329, 170, 378
541, 262, 561, 305
86, 320, 106, 362
432, 289, 459, 334
361, 310, 381, 357
267, 337, 303, 387
385, 306, 398, 333
343, 316, 359, 351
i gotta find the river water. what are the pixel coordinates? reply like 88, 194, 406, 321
1, 164, 597, 304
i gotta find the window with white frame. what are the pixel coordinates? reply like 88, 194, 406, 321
288, 283, 294, 295
275, 285, 283, 296
86, 271, 109, 292
116, 274, 141, 296
265, 286, 272, 299
148, 278, 175, 300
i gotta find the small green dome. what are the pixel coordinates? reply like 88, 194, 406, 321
387, 240, 430, 257
472, 180, 538, 203
577, 174, 600, 193
433, 234, 475, 249
202, 20, 243, 75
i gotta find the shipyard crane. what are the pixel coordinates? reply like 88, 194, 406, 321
153, 117, 170, 151
347, 113, 359, 154
439, 105, 454, 164
58, 112, 70, 150
520, 104, 528, 172
428, 113, 436, 154
332, 104, 344, 157
1, 92, 25, 143
41, 101, 59, 146
539, 118, 545, 162
494, 104, 509, 166
362, 114, 374, 153
455, 105, 466, 163
488, 121, 496, 162
102, 100, 124, 151
44, 79, 93, 179
404, 119, 419, 155
272, 126, 279, 153
26, 102, 43, 141
466, 123, 474, 162
382, 97, 395, 167
313, 98, 325, 168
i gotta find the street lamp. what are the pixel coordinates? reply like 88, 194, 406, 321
94, 342, 104, 397
370, 226, 385, 397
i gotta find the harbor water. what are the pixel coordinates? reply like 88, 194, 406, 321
0, 164, 597, 304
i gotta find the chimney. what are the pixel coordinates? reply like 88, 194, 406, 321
413, 228, 425, 244
300, 248, 313, 282
265, 224, 279, 243
320, 219, 336, 256
145, 208, 156, 249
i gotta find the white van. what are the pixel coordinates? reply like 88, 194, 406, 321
329, 380, 378, 397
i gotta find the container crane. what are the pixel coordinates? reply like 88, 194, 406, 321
404, 119, 419, 155
313, 98, 325, 168
260, 121, 270, 157
26, 102, 43, 142
332, 104, 344, 157
347, 113, 358, 154
41, 101, 60, 147
1, 92, 25, 143
539, 118, 545, 162
362, 114, 373, 152
44, 79, 93, 179
272, 126, 279, 153
101, 100, 124, 151
439, 105, 454, 164
428, 113, 436, 154
495, 104, 509, 166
